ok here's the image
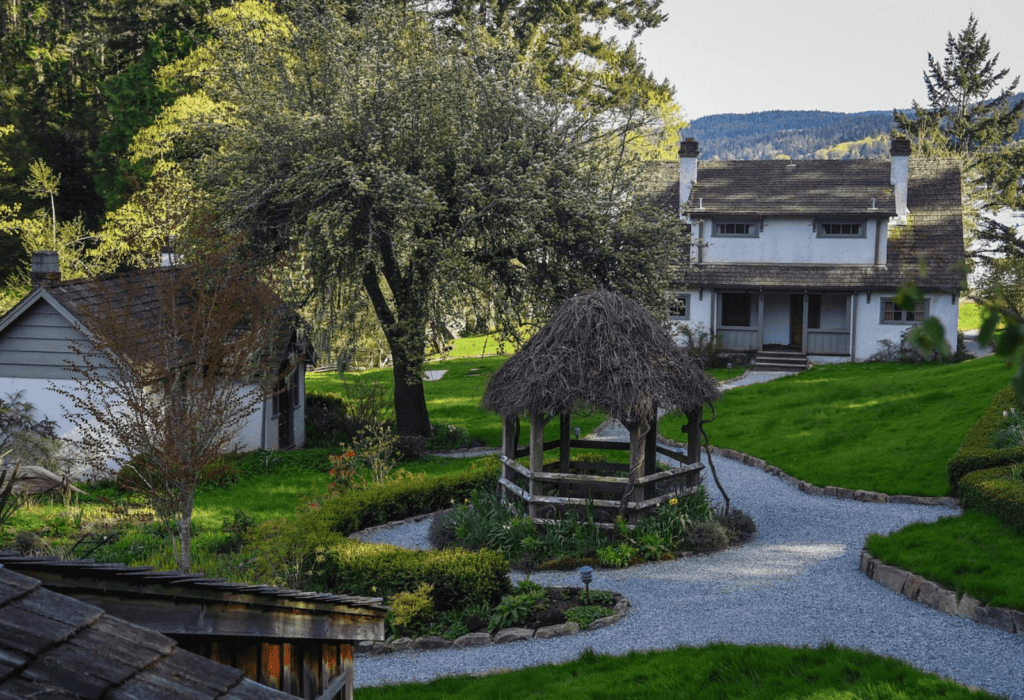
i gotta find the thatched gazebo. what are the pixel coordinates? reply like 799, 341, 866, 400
481, 290, 722, 526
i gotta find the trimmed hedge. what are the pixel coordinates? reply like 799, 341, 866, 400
947, 386, 1024, 492
247, 456, 508, 611
960, 466, 1024, 535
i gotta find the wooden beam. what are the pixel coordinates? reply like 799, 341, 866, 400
529, 413, 547, 520
559, 413, 571, 471
501, 415, 517, 460
757, 292, 764, 351
801, 292, 809, 354
568, 439, 630, 451
685, 410, 701, 465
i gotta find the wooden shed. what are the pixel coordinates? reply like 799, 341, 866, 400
481, 290, 722, 526
0, 554, 387, 700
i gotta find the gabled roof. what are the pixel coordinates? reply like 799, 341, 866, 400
683, 160, 898, 216
0, 266, 314, 365
650, 158, 964, 291
0, 565, 292, 699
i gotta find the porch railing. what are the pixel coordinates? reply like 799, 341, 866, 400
806, 330, 851, 355
718, 328, 759, 351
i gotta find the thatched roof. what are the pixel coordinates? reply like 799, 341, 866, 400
481, 290, 721, 425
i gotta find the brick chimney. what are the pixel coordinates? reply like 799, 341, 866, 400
890, 137, 911, 222
679, 133, 699, 215
30, 251, 60, 288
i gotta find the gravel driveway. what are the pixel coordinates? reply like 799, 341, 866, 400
354, 449, 1024, 698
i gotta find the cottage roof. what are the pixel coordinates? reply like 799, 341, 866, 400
683, 160, 898, 216
649, 158, 964, 291
481, 289, 721, 425
0, 565, 292, 699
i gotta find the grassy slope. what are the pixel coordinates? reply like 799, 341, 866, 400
659, 355, 1010, 496
355, 642, 1000, 700
959, 302, 982, 332
867, 510, 1024, 611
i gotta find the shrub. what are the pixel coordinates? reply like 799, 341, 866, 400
947, 386, 1024, 491
991, 407, 1024, 449
427, 423, 472, 450
717, 507, 757, 544
488, 581, 546, 632
247, 455, 508, 612
687, 520, 729, 553
564, 605, 610, 628
388, 582, 435, 637
304, 391, 353, 447
674, 323, 723, 369
960, 466, 1024, 535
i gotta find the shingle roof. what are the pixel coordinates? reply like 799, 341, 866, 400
0, 565, 292, 699
684, 160, 898, 216
650, 158, 964, 291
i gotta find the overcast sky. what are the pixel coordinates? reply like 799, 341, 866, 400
628, 0, 1024, 120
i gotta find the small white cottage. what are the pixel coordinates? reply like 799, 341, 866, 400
0, 254, 312, 470
656, 137, 965, 369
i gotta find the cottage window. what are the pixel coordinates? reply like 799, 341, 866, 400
668, 292, 690, 321
808, 294, 822, 329
713, 221, 758, 237
818, 222, 864, 237
881, 298, 927, 324
721, 293, 752, 327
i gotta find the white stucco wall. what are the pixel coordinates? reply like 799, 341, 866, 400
852, 291, 959, 360
0, 375, 273, 474
696, 217, 887, 265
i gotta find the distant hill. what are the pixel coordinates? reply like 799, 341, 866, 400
682, 95, 1024, 160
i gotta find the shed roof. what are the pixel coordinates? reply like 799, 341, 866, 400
0, 565, 292, 699
481, 289, 721, 425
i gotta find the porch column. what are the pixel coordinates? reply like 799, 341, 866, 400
528, 413, 547, 520
850, 293, 858, 360
757, 292, 764, 351
801, 292, 809, 354
710, 290, 717, 338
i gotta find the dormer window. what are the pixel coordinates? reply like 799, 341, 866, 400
818, 222, 864, 237
713, 221, 758, 237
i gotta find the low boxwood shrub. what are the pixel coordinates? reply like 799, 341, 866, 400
947, 386, 1024, 492
959, 466, 1024, 535
246, 455, 507, 613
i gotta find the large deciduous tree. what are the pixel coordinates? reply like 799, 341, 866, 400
135, 0, 686, 437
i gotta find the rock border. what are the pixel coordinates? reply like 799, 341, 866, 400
355, 588, 631, 655
659, 439, 959, 508
859, 549, 1023, 635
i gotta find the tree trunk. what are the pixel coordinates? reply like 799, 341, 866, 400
177, 497, 194, 573
391, 353, 432, 437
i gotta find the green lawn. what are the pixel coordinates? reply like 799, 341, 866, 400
308, 356, 608, 447
867, 510, 1024, 611
355, 642, 1000, 700
959, 302, 982, 332
659, 355, 1011, 496
427, 332, 520, 359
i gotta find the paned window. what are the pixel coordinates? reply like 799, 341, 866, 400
808, 295, 822, 329
882, 298, 927, 324
714, 222, 757, 236
668, 292, 690, 321
721, 293, 752, 327
819, 222, 863, 237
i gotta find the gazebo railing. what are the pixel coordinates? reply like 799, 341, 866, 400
498, 452, 704, 528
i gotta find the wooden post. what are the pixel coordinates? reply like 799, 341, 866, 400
628, 423, 646, 525
801, 292, 809, 354
757, 292, 764, 351
685, 409, 701, 465
501, 415, 517, 501
529, 413, 547, 520
643, 407, 658, 501
559, 412, 571, 500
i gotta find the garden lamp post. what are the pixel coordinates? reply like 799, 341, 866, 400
580, 565, 593, 604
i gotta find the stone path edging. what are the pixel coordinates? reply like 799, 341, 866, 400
859, 549, 1023, 635
354, 588, 631, 656
658, 438, 959, 508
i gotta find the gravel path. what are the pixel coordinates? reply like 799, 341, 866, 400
354, 451, 1024, 697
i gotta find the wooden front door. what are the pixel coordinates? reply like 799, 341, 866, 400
789, 294, 803, 347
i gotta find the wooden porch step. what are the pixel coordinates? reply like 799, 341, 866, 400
753, 348, 807, 372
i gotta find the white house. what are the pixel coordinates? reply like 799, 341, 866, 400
0, 254, 312, 471
660, 136, 964, 369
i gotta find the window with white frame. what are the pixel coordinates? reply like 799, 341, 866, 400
668, 292, 690, 320
818, 222, 864, 237
881, 297, 928, 324
713, 221, 758, 236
